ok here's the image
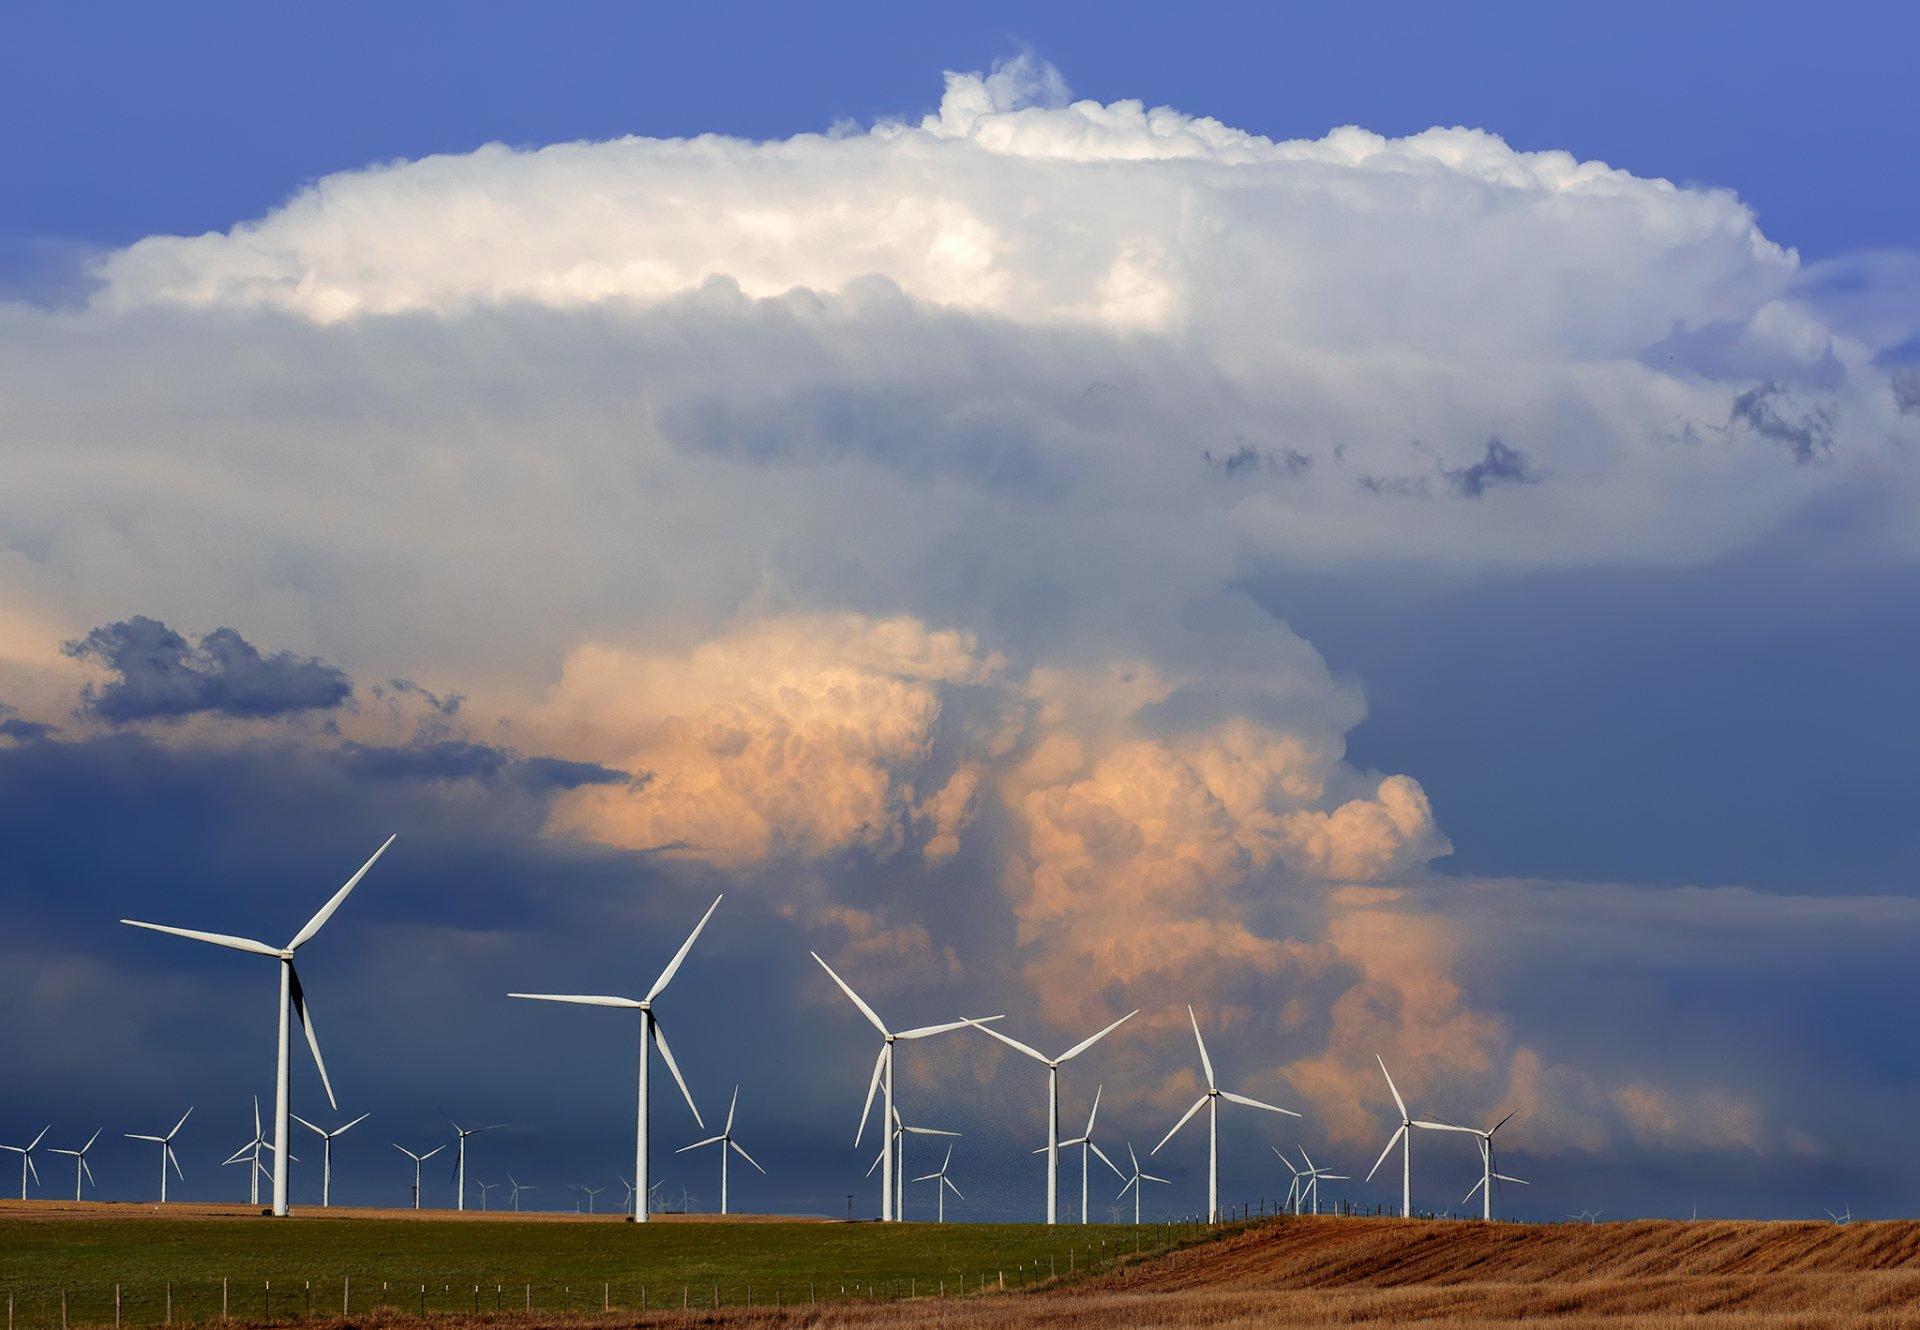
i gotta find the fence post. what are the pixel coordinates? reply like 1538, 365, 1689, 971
61, 1289, 67, 1330
116, 1283, 121, 1328
602, 1282, 608, 1313
166, 1283, 172, 1326
343, 1278, 348, 1316
524, 1284, 530, 1313
222, 1278, 228, 1322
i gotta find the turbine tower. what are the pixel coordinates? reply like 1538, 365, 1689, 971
47, 1129, 102, 1201
811, 951, 996, 1222
121, 835, 394, 1217
292, 1111, 368, 1208
393, 1142, 442, 1209
510, 894, 720, 1223
448, 1119, 505, 1212
967, 1010, 1137, 1224
1363, 1056, 1454, 1218
125, 1107, 192, 1203
675, 1086, 764, 1215
1037, 1085, 1124, 1223
1151, 1006, 1300, 1223
0, 1125, 47, 1199
911, 1144, 963, 1223
1274, 1147, 1303, 1215
1116, 1143, 1170, 1225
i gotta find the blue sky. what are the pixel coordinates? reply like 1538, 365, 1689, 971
1, 3, 1918, 1223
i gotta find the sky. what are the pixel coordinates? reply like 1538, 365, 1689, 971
2, 3, 1918, 1224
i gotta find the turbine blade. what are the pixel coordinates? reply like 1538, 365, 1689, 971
898, 1016, 999, 1040
288, 834, 395, 950
289, 964, 337, 1110
1089, 1142, 1125, 1179
125, 1135, 163, 1143
866, 1145, 886, 1178
1187, 1006, 1215, 1088
81, 1160, 95, 1187
167, 1146, 183, 1180
1492, 1173, 1529, 1185
1085, 1084, 1104, 1137
27, 1156, 38, 1185
729, 1140, 766, 1174
1365, 1126, 1405, 1182
291, 1113, 322, 1136
339, 1113, 370, 1134
675, 1136, 723, 1152
1128, 1142, 1141, 1172
1463, 1177, 1485, 1204
963, 1019, 1047, 1063
422, 1145, 444, 1160
645, 894, 723, 1002
82, 1128, 102, 1153
1118, 1176, 1137, 1197
651, 1019, 703, 1128
1151, 1095, 1209, 1155
1143, 1174, 1172, 1185
169, 1107, 194, 1138
855, 1044, 886, 1148
945, 1178, 963, 1199
724, 1085, 738, 1135
1377, 1055, 1408, 1119
903, 1126, 960, 1137
1221, 1090, 1300, 1117
1414, 1120, 1477, 1133
121, 920, 278, 957
1060, 1010, 1138, 1063
809, 951, 888, 1036
508, 992, 644, 1008
1490, 1109, 1519, 1136
28, 1126, 49, 1151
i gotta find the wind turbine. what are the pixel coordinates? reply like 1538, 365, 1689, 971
393, 1142, 442, 1209
675, 1085, 764, 1216
448, 1119, 506, 1212
870, 1107, 958, 1221
1038, 1085, 1124, 1224
1297, 1147, 1347, 1215
1, 1125, 47, 1199
912, 1144, 963, 1223
811, 951, 997, 1223
1425, 1110, 1526, 1221
221, 1097, 273, 1205
474, 1180, 498, 1210
1274, 1148, 1303, 1214
1363, 1056, 1454, 1218
1826, 1207, 1851, 1225
1117, 1143, 1171, 1225
1151, 1006, 1300, 1223
48, 1129, 102, 1201
506, 1173, 534, 1212
125, 1108, 192, 1203
579, 1183, 605, 1214
292, 1111, 367, 1208
617, 1176, 634, 1213
967, 1010, 1136, 1224
510, 894, 719, 1222
121, 835, 394, 1217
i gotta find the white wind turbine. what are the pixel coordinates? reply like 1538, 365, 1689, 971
1424, 1110, 1526, 1220
1117, 1143, 1171, 1225
1364, 1056, 1455, 1218
293, 1111, 368, 1208
474, 1180, 499, 1210
221, 1097, 285, 1205
1275, 1148, 1303, 1214
676, 1086, 764, 1215
1152, 1006, 1301, 1223
870, 1106, 958, 1221
967, 1010, 1137, 1224
912, 1143, 963, 1223
1, 1125, 47, 1199
506, 1172, 534, 1212
1036, 1085, 1124, 1224
48, 1129, 102, 1201
580, 1184, 605, 1214
511, 894, 720, 1222
1296, 1147, 1348, 1215
393, 1142, 442, 1209
125, 1108, 192, 1203
121, 835, 394, 1217
448, 1119, 506, 1212
811, 951, 997, 1222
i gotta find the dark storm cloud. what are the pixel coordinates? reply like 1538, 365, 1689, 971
515, 755, 635, 791
1444, 438, 1541, 498
341, 741, 636, 789
64, 616, 352, 722
1730, 383, 1834, 464
0, 702, 53, 742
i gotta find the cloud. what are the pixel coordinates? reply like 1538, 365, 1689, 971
0, 702, 53, 743
63, 616, 352, 723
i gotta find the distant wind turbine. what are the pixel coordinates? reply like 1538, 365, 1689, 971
1296, 1147, 1348, 1215
125, 1107, 192, 1203
968, 1010, 1136, 1224
221, 1098, 290, 1205
912, 1143, 963, 1223
1826, 1207, 1851, 1225
1275, 1148, 1303, 1215
1152, 1006, 1300, 1223
676, 1085, 764, 1216
474, 1179, 498, 1210
1364, 1056, 1454, 1218
1, 1125, 47, 1199
393, 1142, 442, 1210
870, 1106, 958, 1221
511, 894, 721, 1222
1425, 1110, 1526, 1221
1036, 1085, 1124, 1224
292, 1111, 368, 1208
121, 835, 394, 1217
617, 1176, 634, 1213
48, 1129, 102, 1201
506, 1172, 534, 1212
448, 1119, 506, 1212
811, 951, 998, 1223
579, 1183, 605, 1214
1117, 1143, 1171, 1225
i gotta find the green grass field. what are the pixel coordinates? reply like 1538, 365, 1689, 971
0, 1212, 1195, 1325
